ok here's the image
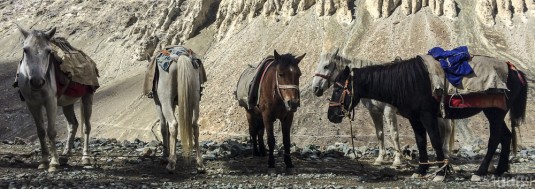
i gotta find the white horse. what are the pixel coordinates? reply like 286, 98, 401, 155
17, 26, 93, 172
152, 49, 204, 173
312, 49, 453, 166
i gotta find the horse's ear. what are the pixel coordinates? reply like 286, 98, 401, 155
343, 66, 350, 75
16, 23, 29, 38
44, 27, 56, 40
295, 53, 306, 64
333, 48, 339, 56
274, 50, 280, 60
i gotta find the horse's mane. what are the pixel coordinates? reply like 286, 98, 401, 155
320, 52, 382, 71
353, 56, 432, 108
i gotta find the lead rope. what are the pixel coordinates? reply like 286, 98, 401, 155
345, 72, 363, 168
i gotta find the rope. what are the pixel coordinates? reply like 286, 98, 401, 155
418, 159, 454, 179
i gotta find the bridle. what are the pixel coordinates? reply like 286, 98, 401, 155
328, 73, 354, 119
275, 69, 300, 105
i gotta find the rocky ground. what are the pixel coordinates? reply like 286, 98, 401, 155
1, 137, 534, 188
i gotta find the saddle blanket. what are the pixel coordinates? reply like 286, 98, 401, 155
419, 54, 509, 96
235, 56, 274, 110
445, 93, 506, 110
156, 46, 191, 72
51, 37, 99, 88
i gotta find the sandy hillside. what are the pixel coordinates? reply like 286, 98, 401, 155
1, 0, 534, 149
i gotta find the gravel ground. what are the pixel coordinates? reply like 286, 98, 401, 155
1, 138, 534, 189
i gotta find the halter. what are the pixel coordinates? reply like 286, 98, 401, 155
328, 73, 355, 119
275, 70, 299, 104
313, 55, 342, 87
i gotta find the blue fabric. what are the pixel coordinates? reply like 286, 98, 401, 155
156, 46, 189, 72
428, 46, 473, 86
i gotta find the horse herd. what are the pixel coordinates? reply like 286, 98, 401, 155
15, 26, 528, 182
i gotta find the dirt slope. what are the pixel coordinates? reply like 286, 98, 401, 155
0, 0, 534, 149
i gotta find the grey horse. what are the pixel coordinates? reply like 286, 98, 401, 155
312, 49, 453, 167
17, 26, 93, 172
152, 49, 204, 173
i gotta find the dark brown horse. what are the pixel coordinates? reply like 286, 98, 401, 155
241, 50, 305, 171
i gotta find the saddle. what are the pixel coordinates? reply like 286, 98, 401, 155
235, 56, 275, 110
142, 45, 207, 97
51, 37, 99, 97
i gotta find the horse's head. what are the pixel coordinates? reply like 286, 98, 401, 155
327, 66, 358, 123
312, 48, 340, 97
18, 25, 56, 90
274, 50, 305, 112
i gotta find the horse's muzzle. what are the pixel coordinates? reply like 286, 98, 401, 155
30, 77, 45, 89
285, 99, 300, 112
313, 87, 324, 97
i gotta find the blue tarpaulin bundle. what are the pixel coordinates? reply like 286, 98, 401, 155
428, 46, 473, 87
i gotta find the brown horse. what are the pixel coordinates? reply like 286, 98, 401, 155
240, 50, 305, 171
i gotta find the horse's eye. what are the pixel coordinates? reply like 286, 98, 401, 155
23, 47, 29, 54
323, 65, 329, 69
45, 49, 51, 54
278, 73, 284, 77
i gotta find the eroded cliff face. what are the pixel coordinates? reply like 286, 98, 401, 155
1, 0, 534, 146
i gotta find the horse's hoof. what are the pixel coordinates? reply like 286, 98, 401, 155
410, 173, 424, 179
59, 156, 69, 166
392, 160, 402, 167
38, 163, 48, 170
48, 166, 57, 173
286, 167, 296, 175
82, 157, 91, 165
433, 175, 445, 182
488, 165, 496, 173
471, 175, 482, 182
373, 161, 382, 166
196, 167, 207, 174
166, 164, 175, 174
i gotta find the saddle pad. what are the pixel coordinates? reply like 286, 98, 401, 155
420, 55, 508, 95
446, 93, 506, 110
235, 57, 274, 110
51, 38, 99, 88
156, 46, 189, 72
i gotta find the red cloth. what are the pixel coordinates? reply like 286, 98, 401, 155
54, 64, 88, 97
446, 93, 506, 110
56, 81, 88, 97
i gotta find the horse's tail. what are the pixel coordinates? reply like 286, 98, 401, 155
176, 55, 197, 159
509, 69, 528, 154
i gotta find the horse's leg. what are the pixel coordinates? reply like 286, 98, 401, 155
384, 105, 401, 166
161, 99, 178, 172
154, 95, 169, 162
369, 111, 385, 166
419, 111, 447, 181
247, 112, 260, 156
192, 102, 204, 170
257, 118, 267, 156
44, 97, 60, 172
60, 104, 78, 165
81, 94, 93, 165
495, 119, 511, 176
27, 104, 49, 170
281, 114, 294, 170
473, 109, 509, 180
408, 118, 429, 177
437, 118, 452, 159
262, 114, 276, 169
